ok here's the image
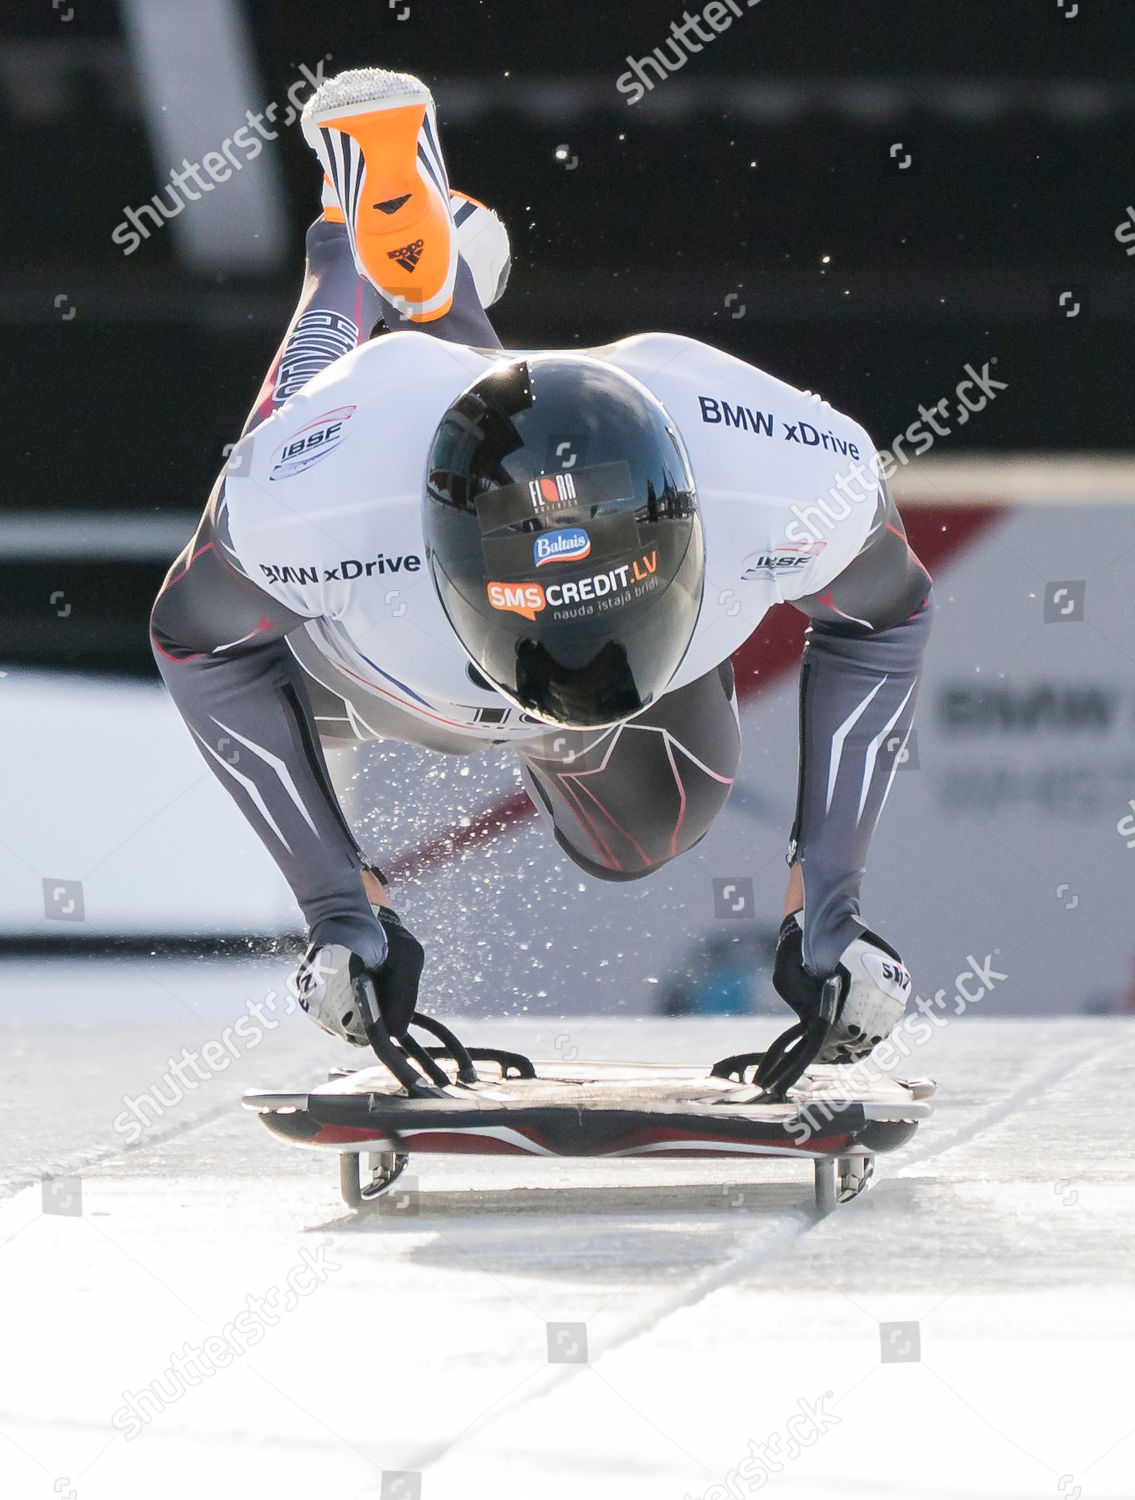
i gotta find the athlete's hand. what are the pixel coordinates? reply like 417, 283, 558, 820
368, 906, 425, 1037
773, 910, 911, 1063
293, 907, 424, 1046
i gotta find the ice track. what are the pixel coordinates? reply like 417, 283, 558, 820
1, 960, 1133, 1500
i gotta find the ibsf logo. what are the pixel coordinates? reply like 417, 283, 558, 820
741, 539, 825, 581
270, 406, 355, 480
534, 528, 590, 567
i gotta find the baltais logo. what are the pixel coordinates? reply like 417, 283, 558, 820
388, 238, 424, 272
270, 406, 355, 481
534, 528, 590, 567
487, 580, 546, 620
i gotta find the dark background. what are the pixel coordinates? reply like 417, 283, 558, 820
3, 0, 1133, 675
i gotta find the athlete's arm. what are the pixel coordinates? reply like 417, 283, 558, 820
784, 479, 932, 975
150, 474, 386, 968
149, 217, 404, 968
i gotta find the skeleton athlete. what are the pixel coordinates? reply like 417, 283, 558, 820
151, 68, 930, 1076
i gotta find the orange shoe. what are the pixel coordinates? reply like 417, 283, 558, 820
302, 69, 458, 323
316, 183, 510, 309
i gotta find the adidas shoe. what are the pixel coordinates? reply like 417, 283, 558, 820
450, 191, 510, 309
302, 68, 458, 323
318, 175, 345, 225
317, 183, 510, 311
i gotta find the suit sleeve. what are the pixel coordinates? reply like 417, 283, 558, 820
785, 479, 933, 974
150, 475, 386, 967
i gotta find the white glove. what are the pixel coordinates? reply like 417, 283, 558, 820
291, 944, 371, 1047
775, 911, 912, 1063
833, 928, 912, 1060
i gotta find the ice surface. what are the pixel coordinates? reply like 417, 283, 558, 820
2, 967, 1132, 1500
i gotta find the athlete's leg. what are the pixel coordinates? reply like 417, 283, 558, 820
240, 215, 384, 437
241, 214, 499, 441
242, 63, 506, 438
376, 254, 498, 346
516, 661, 741, 880
232, 84, 505, 748
218, 208, 493, 909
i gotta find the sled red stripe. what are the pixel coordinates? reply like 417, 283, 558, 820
395, 1131, 546, 1155
309, 1123, 397, 1146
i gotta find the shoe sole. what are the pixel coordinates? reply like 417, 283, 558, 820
304, 80, 457, 322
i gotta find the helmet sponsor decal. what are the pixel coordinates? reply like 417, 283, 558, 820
269, 406, 355, 481
476, 460, 634, 533
534, 528, 591, 567
487, 580, 545, 619
488, 551, 658, 621
530, 473, 577, 507
482, 511, 639, 578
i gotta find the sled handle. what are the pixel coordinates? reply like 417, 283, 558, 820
399, 1029, 453, 1089
710, 1051, 768, 1084
752, 976, 841, 1101
425, 1046, 538, 1081
410, 1012, 480, 1084
354, 975, 443, 1097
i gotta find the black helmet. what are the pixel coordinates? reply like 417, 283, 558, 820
423, 354, 704, 728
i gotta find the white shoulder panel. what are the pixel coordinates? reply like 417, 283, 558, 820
598, 333, 882, 690
223, 331, 491, 619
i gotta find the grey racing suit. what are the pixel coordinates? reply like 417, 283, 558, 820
151, 216, 931, 979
